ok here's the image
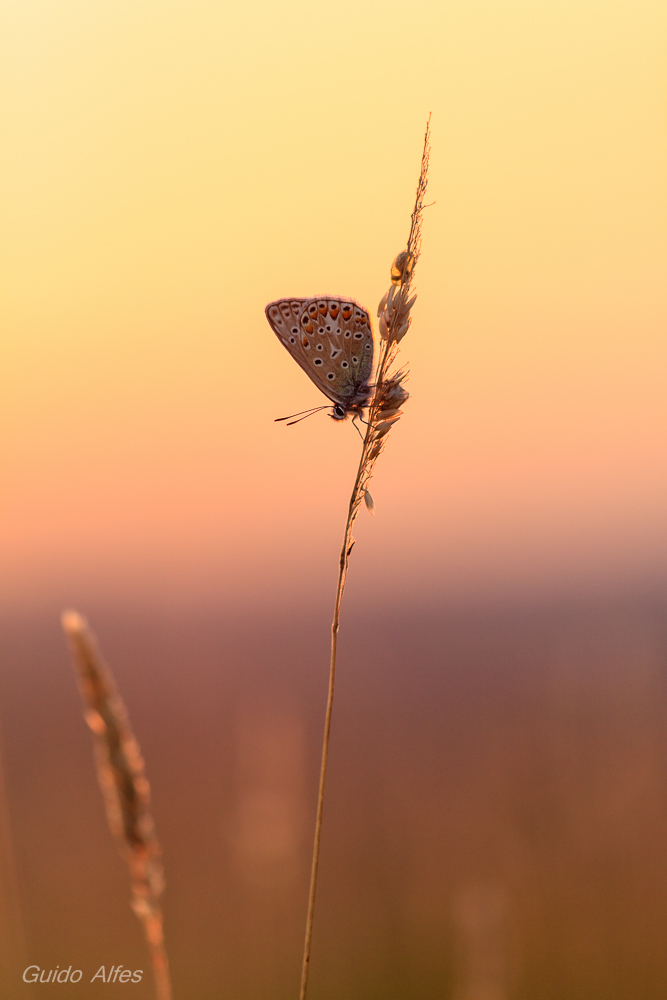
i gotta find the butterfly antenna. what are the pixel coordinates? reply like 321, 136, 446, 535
275, 405, 328, 426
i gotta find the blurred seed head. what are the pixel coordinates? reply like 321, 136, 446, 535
390, 250, 415, 286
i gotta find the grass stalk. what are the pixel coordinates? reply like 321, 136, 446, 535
298, 117, 431, 1000
61, 610, 172, 1000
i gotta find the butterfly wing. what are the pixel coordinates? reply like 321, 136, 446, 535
265, 297, 374, 408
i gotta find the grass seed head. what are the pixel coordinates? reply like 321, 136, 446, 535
61, 610, 172, 1000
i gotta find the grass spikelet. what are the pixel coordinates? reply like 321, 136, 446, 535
298, 116, 431, 1000
61, 610, 172, 1000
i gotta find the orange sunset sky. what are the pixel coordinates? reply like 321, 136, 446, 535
2, 0, 667, 614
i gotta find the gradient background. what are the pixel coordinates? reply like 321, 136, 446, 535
2, 0, 667, 997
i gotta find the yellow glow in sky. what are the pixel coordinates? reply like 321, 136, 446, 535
2, 0, 667, 610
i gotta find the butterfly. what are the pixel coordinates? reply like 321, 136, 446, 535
265, 297, 374, 421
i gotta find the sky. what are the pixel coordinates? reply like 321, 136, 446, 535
2, 5, 667, 995
2, 0, 667, 614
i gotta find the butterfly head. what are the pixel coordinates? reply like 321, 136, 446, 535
329, 397, 370, 421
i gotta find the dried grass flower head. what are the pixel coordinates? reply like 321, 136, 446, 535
61, 610, 172, 1000
296, 116, 431, 1000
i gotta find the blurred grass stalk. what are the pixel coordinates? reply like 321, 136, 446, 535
61, 611, 172, 1000
298, 118, 431, 1000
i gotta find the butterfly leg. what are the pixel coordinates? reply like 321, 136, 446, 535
351, 415, 365, 442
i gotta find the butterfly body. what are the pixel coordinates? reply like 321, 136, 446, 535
265, 297, 374, 420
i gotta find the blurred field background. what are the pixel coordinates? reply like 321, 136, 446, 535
2, 0, 667, 996
2, 604, 667, 999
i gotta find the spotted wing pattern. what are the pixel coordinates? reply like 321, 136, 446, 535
265, 297, 374, 410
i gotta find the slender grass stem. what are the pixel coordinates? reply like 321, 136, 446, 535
298, 412, 378, 1000
297, 117, 430, 1000
143, 916, 173, 1000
